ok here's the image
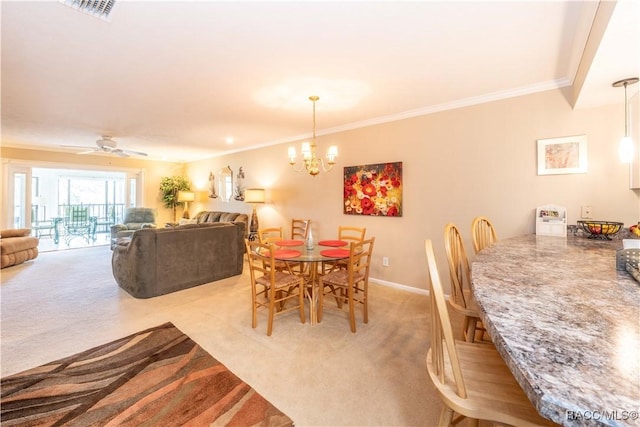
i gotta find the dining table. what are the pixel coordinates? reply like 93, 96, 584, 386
270, 239, 351, 324
470, 233, 639, 427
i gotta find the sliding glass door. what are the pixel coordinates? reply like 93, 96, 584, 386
3, 164, 144, 231
7, 166, 32, 229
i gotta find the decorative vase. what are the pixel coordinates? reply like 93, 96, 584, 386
306, 228, 314, 249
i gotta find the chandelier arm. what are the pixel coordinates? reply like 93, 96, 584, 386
320, 158, 335, 173
289, 162, 307, 173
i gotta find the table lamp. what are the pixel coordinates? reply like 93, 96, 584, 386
244, 188, 265, 234
177, 191, 195, 219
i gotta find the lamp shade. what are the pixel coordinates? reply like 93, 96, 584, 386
244, 188, 265, 204
177, 191, 195, 202
619, 136, 634, 163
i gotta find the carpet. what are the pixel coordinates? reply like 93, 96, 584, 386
1, 323, 293, 427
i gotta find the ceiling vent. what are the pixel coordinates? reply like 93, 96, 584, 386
60, 0, 116, 20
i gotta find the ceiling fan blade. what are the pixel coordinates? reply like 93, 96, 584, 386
112, 149, 130, 158
61, 139, 146, 157
77, 149, 101, 155
60, 144, 96, 149
122, 149, 148, 157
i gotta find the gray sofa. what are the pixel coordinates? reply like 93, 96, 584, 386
111, 222, 245, 298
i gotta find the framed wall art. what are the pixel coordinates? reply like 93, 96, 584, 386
537, 135, 587, 175
343, 162, 402, 217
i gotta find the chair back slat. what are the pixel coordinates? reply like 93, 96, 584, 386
471, 216, 498, 254
425, 239, 467, 399
347, 237, 375, 285
258, 227, 283, 244
338, 226, 366, 244
443, 223, 471, 309
291, 219, 310, 240
245, 239, 274, 282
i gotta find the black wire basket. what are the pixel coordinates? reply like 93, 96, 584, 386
576, 220, 624, 240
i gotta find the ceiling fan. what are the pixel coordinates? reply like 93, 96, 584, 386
67, 136, 148, 158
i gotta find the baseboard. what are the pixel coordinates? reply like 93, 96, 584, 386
369, 277, 429, 296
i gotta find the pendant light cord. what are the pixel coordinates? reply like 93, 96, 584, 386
624, 81, 629, 137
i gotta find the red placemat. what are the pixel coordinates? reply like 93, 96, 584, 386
271, 249, 302, 259
320, 249, 350, 258
275, 240, 304, 247
318, 240, 348, 247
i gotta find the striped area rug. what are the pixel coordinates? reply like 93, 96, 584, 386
1, 323, 293, 426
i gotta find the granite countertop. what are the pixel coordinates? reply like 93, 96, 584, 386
471, 234, 640, 427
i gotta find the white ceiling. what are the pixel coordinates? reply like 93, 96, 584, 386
1, 0, 639, 162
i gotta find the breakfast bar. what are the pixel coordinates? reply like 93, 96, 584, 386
471, 234, 639, 427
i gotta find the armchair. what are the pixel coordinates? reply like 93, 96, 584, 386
110, 207, 157, 249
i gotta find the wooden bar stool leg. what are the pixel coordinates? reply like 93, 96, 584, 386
438, 407, 454, 426
465, 317, 477, 343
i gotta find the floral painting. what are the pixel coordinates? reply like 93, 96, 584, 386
343, 162, 402, 217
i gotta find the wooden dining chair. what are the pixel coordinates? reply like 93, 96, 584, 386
471, 216, 498, 254
443, 223, 486, 343
257, 227, 295, 273
322, 226, 367, 274
291, 219, 310, 240
244, 239, 305, 336
338, 225, 366, 244
318, 237, 375, 333
424, 239, 557, 426
258, 227, 284, 244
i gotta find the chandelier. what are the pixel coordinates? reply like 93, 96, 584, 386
288, 96, 338, 176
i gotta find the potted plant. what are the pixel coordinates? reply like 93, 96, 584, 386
159, 176, 191, 223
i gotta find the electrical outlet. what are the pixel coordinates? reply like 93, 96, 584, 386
581, 205, 592, 219
382, 256, 389, 267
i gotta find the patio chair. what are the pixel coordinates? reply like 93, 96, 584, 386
62, 205, 97, 244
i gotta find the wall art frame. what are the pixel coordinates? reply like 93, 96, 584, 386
343, 161, 402, 217
537, 135, 588, 175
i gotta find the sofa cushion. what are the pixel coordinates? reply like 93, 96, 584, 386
206, 212, 223, 222
193, 211, 209, 223
193, 211, 249, 237
1, 247, 38, 269
219, 212, 239, 222
0, 234, 39, 268
1, 228, 31, 238
0, 236, 39, 254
